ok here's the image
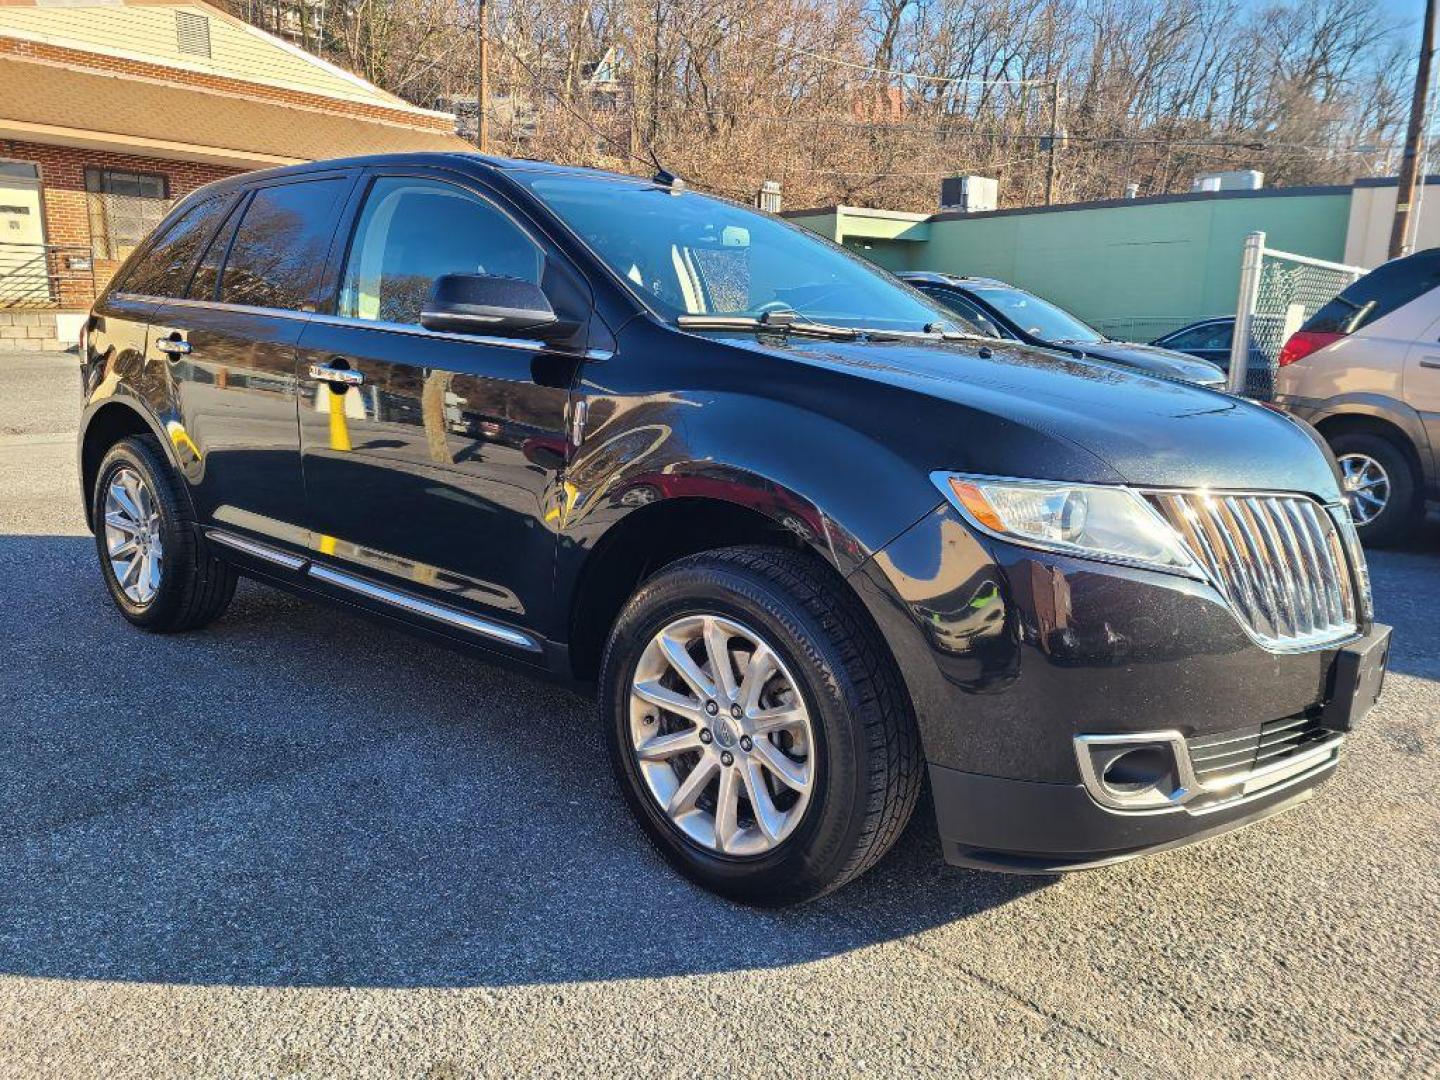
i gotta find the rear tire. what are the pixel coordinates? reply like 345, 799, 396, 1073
92, 435, 237, 631
600, 546, 922, 906
1328, 431, 1420, 547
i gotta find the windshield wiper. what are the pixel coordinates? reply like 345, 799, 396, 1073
679, 311, 986, 344
677, 310, 859, 341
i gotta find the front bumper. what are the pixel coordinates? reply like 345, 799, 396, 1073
930, 751, 1336, 872
850, 501, 1389, 870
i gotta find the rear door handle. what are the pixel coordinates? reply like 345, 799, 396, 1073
155, 335, 191, 356
309, 361, 365, 386
1420, 356, 1440, 369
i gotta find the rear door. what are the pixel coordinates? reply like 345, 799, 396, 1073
295, 166, 587, 642
148, 171, 353, 540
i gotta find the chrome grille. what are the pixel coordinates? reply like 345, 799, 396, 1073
1148, 492, 1358, 650
1187, 713, 1333, 786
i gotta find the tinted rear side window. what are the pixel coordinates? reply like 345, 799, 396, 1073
219, 179, 346, 311
121, 194, 231, 298
1304, 248, 1440, 334
187, 200, 242, 301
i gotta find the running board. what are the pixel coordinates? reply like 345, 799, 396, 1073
206, 529, 540, 653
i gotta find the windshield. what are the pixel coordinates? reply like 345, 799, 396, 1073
971, 286, 1105, 344
516, 172, 952, 332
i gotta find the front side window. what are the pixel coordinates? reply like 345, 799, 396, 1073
120, 194, 230, 298
925, 288, 1005, 338
338, 176, 543, 325
515, 172, 950, 333
219, 179, 346, 311
969, 285, 1105, 344
85, 168, 170, 261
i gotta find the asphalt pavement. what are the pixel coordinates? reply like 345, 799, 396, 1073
1, 350, 1436, 1077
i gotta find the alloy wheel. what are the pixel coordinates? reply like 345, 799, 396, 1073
1338, 452, 1390, 526
627, 614, 816, 857
103, 466, 164, 605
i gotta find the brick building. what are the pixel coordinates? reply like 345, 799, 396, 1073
0, 0, 468, 346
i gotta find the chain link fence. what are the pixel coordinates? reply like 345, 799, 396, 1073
1230, 232, 1365, 399
1090, 316, 1194, 344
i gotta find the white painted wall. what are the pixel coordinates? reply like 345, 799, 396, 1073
1344, 179, 1440, 267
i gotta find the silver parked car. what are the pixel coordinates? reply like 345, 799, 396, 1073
1274, 247, 1440, 544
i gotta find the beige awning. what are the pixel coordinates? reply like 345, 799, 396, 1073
0, 53, 469, 168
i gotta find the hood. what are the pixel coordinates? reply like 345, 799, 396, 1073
710, 332, 1339, 499
1072, 341, 1227, 386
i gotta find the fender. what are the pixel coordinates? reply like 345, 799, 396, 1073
1299, 391, 1435, 484
77, 381, 195, 531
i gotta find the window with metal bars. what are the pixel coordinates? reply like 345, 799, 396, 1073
84, 168, 171, 261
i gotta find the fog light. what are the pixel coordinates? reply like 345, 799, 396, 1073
1100, 745, 1170, 794
1074, 732, 1194, 812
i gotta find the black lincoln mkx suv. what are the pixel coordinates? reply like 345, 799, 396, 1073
77, 153, 1390, 904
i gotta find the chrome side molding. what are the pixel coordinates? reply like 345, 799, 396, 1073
207, 529, 541, 653
206, 529, 309, 571
306, 563, 541, 652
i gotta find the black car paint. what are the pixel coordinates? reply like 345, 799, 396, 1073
902, 274, 1228, 387
80, 152, 1372, 870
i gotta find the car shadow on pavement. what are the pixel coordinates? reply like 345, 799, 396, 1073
0, 535, 1049, 990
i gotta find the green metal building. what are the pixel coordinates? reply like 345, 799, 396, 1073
783, 183, 1380, 341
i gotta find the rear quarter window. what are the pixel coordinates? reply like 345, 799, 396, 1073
1304, 248, 1440, 334
118, 194, 232, 298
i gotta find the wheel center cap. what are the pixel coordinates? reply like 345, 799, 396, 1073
713, 718, 737, 749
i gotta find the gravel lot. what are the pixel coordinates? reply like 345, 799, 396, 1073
1, 350, 1437, 1078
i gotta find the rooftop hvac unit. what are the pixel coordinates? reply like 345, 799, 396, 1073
940, 176, 998, 213
1192, 170, 1264, 193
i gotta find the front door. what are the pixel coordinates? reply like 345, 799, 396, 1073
297, 170, 585, 638
0, 161, 48, 304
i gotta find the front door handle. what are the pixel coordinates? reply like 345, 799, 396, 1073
155, 335, 191, 356
309, 361, 365, 386
1420, 356, 1440, 370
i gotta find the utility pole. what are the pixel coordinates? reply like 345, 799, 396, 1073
1044, 79, 1061, 205
1390, 0, 1435, 259
476, 0, 489, 153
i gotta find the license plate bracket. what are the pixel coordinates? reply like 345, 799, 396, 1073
1321, 623, 1392, 733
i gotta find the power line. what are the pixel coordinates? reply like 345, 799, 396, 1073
751, 34, 1047, 87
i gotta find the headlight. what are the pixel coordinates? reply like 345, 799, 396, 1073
932, 472, 1200, 575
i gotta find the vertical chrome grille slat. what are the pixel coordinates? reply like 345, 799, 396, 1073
1268, 500, 1315, 637
1279, 499, 1326, 634
1147, 491, 1360, 650
1301, 504, 1346, 626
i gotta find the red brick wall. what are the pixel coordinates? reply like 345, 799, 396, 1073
1, 139, 241, 306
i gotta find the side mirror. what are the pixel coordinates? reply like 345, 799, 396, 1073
420, 274, 575, 342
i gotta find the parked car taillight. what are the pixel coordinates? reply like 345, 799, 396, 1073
1278, 329, 1344, 367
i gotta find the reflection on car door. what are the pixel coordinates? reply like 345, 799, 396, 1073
296, 169, 586, 639
148, 172, 353, 536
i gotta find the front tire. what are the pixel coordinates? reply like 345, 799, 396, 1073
92, 435, 237, 631
600, 546, 922, 906
1328, 431, 1420, 546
